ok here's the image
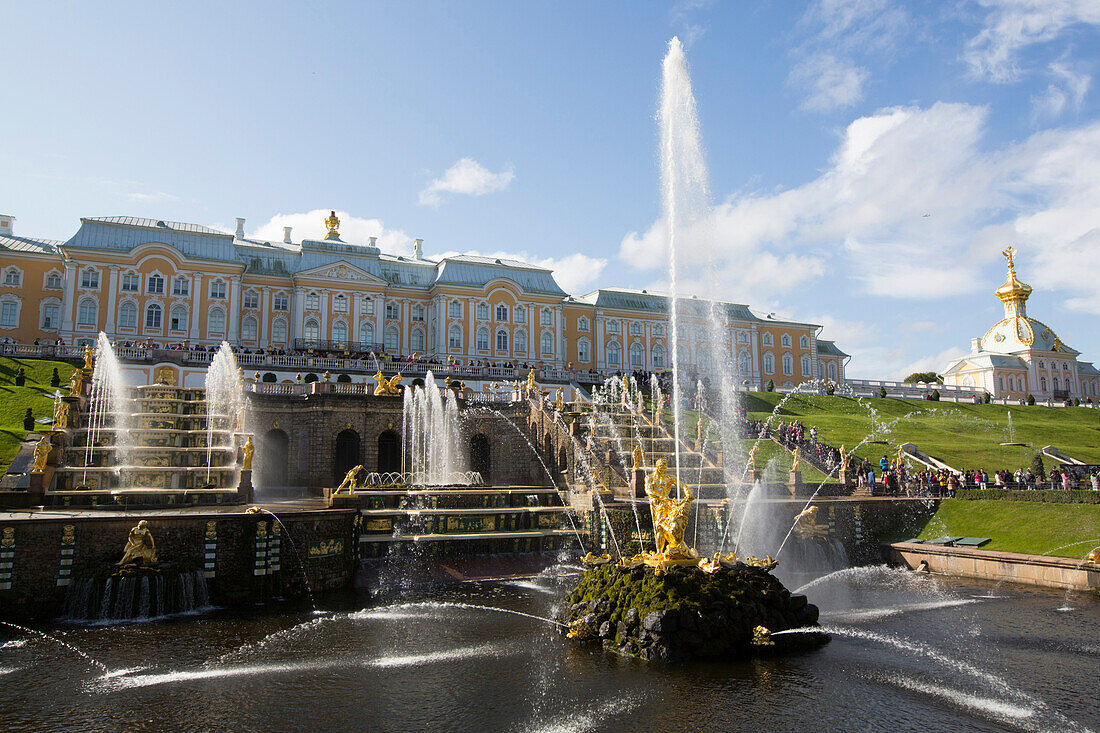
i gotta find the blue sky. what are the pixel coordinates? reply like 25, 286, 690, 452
3, 1, 1100, 378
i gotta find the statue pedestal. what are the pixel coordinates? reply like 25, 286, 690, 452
238, 469, 254, 504
631, 467, 646, 499
839, 469, 851, 486
747, 469, 761, 484
788, 470, 803, 496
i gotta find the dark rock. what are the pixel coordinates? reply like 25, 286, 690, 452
643, 609, 679, 634
625, 607, 639, 627
598, 620, 614, 639
789, 594, 808, 611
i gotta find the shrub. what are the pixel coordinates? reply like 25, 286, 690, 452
1026, 394, 1035, 405
930, 389, 940, 401
826, 382, 835, 396
1030, 453, 1045, 480
878, 385, 887, 398
904, 372, 942, 384
765, 380, 775, 392
50, 367, 60, 388
983, 392, 991, 404
954, 488, 1100, 504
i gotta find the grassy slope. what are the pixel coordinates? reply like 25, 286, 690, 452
916, 499, 1100, 557
741, 393, 1100, 472
0, 357, 77, 472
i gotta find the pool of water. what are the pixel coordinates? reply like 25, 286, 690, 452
1, 565, 1097, 733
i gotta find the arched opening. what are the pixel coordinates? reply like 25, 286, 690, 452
470, 433, 491, 483
304, 373, 319, 383
411, 378, 425, 388
262, 373, 277, 383
334, 429, 361, 485
544, 433, 555, 474
336, 373, 351, 383
377, 430, 401, 473
558, 447, 567, 476
256, 429, 289, 490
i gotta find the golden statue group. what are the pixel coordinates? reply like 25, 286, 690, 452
117, 520, 158, 566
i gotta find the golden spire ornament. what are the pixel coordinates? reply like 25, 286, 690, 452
324, 210, 341, 240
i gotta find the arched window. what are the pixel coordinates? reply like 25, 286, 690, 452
652, 344, 666, 368
305, 292, 320, 311
801, 355, 811, 376
578, 316, 590, 332
577, 338, 590, 363
333, 295, 348, 314
448, 325, 462, 350
304, 319, 320, 343
514, 307, 526, 324
515, 329, 528, 354
736, 331, 749, 344
45, 271, 62, 289
800, 335, 809, 349
540, 331, 553, 357
332, 320, 347, 344
170, 306, 187, 332
541, 308, 553, 327
411, 327, 425, 352
448, 301, 462, 318
1040, 376, 1048, 392
384, 324, 399, 352
476, 302, 489, 320
476, 327, 489, 351
630, 342, 644, 368
782, 353, 793, 376
145, 303, 162, 329
763, 352, 774, 374
654, 324, 665, 337
80, 268, 100, 289
828, 362, 837, 381
172, 276, 190, 296
762, 333, 773, 347
411, 304, 425, 322
120, 272, 139, 292
242, 316, 259, 342
1053, 376, 1060, 391
209, 280, 227, 300
147, 274, 164, 295
606, 341, 621, 366
243, 290, 259, 309
781, 333, 792, 348
77, 298, 98, 326
207, 308, 226, 335
119, 301, 137, 329
359, 321, 374, 344
607, 320, 620, 334
630, 322, 642, 335
495, 304, 508, 322
495, 328, 508, 351
271, 317, 288, 345
737, 350, 751, 374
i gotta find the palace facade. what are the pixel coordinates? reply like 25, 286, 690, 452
0, 212, 847, 387
942, 248, 1100, 401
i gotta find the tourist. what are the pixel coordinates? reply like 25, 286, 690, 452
1091, 471, 1099, 491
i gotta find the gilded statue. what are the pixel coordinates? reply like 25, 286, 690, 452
696, 419, 704, 446
117, 520, 158, 566
645, 458, 696, 562
1002, 245, 1016, 274
839, 444, 847, 469
53, 401, 69, 429
241, 436, 254, 470
751, 626, 774, 647
631, 445, 645, 471
792, 446, 801, 471
69, 369, 84, 396
337, 465, 363, 492
746, 555, 778, 570
792, 505, 829, 540
372, 371, 403, 396
83, 344, 95, 371
554, 388, 564, 412
31, 435, 52, 473
748, 444, 758, 472
324, 209, 341, 239
897, 445, 905, 470
525, 369, 536, 397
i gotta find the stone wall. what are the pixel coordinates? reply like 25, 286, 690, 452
887, 541, 1100, 591
0, 508, 357, 620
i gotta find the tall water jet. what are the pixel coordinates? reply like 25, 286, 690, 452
402, 371, 468, 485
82, 333, 134, 487
204, 343, 246, 485
660, 37, 710, 491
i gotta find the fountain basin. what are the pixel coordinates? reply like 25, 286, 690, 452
561, 562, 826, 662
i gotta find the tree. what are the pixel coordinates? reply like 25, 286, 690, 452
878, 385, 887, 398
765, 379, 775, 392
983, 391, 992, 404
1030, 452, 1045, 480
1026, 394, 1035, 405
930, 389, 940, 401
826, 382, 836, 396
904, 372, 942, 384
50, 367, 60, 388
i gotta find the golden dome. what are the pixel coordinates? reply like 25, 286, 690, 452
995, 246, 1031, 303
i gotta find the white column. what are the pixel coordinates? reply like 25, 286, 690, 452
60, 262, 77, 338
292, 287, 305, 343
260, 287, 270, 345
375, 294, 385, 350
466, 298, 476, 356
596, 316, 605, 369
227, 276, 242, 343
351, 293, 360, 347
189, 274, 203, 341
104, 266, 120, 337
810, 331, 819, 380
319, 291, 329, 342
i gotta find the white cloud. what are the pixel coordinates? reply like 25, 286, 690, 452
887, 346, 969, 382
418, 158, 515, 207
243, 209, 415, 256
965, 0, 1100, 82
127, 191, 179, 203
790, 54, 869, 112
1031, 60, 1091, 120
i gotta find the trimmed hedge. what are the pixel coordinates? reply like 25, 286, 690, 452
955, 488, 1100, 504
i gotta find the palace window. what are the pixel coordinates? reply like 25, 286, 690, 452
515, 307, 526, 324
630, 322, 642, 336
2, 268, 20, 287
654, 324, 665, 337
577, 316, 589, 332
241, 316, 258, 342
360, 321, 375, 344
145, 303, 162, 330
448, 301, 462, 318
477, 302, 489, 321
1054, 376, 1061, 391
606, 341, 621, 366
360, 297, 374, 316
333, 294, 348, 314
385, 303, 400, 320
244, 291, 260, 310
332, 321, 347, 344
476, 327, 489, 351
515, 329, 528, 354
77, 298, 97, 326
541, 331, 554, 357
800, 335, 810, 349
495, 304, 508, 322
630, 342, 644, 368
577, 338, 590, 363
763, 352, 774, 374
738, 351, 751, 374
80, 269, 100, 289
607, 320, 620, 334
412, 304, 425, 322
170, 306, 187, 331
448, 325, 462, 350
495, 328, 509, 352
271, 318, 288, 345
209, 280, 227, 300
41, 303, 59, 330
172, 277, 189, 296
781, 333, 792, 348
736, 331, 749, 344
0, 300, 18, 328
411, 328, 425, 352
304, 319, 320, 343
119, 302, 137, 329
305, 292, 320, 311
121, 273, 139, 292
147, 274, 164, 295
541, 308, 553, 327
384, 325, 399, 352
1037, 360, 1044, 368
999, 375, 1005, 392
273, 293, 289, 311
45, 271, 62, 289
828, 362, 837, 381
653, 344, 666, 368
783, 353, 793, 376
801, 355, 811, 377
207, 308, 226, 335
761, 333, 773, 347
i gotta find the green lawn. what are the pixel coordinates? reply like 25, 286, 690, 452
915, 499, 1100, 557
740, 392, 1100, 473
0, 357, 77, 472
